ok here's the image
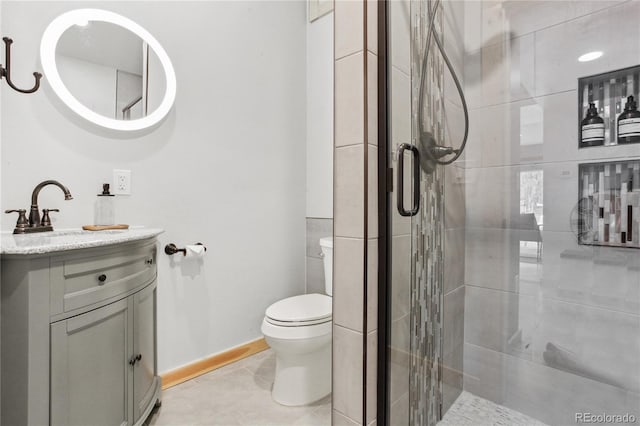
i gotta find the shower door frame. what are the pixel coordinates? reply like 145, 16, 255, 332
376, 0, 391, 424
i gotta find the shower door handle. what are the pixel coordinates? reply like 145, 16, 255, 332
397, 143, 420, 217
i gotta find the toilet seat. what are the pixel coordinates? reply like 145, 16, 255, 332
262, 318, 331, 340
266, 316, 331, 327
265, 294, 331, 327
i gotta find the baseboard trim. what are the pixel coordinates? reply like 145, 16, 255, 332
160, 338, 270, 390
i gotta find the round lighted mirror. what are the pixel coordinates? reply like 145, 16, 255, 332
40, 9, 176, 132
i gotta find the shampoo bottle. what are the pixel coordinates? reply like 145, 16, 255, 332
581, 103, 605, 147
94, 183, 115, 226
617, 95, 640, 144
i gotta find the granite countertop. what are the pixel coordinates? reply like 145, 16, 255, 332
0, 227, 164, 255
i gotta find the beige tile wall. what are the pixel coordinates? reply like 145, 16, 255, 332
333, 1, 378, 424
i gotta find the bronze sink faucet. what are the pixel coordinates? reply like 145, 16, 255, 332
5, 180, 73, 234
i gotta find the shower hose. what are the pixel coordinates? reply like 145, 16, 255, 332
417, 0, 470, 166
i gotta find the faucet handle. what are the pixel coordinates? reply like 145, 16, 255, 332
5, 209, 29, 233
41, 208, 60, 227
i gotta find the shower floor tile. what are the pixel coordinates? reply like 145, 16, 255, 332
145, 349, 331, 426
440, 391, 548, 426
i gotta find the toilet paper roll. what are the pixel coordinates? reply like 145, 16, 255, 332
185, 244, 206, 258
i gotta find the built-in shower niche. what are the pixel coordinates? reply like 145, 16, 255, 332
578, 65, 640, 148
577, 160, 640, 248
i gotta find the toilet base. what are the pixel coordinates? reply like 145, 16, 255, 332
265, 334, 331, 406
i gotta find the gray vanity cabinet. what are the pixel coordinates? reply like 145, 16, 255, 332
133, 282, 159, 421
50, 297, 132, 426
1, 238, 161, 426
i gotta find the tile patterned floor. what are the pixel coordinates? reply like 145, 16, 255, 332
146, 349, 331, 426
147, 350, 546, 426
440, 391, 549, 426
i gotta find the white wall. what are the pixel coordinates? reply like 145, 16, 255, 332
306, 11, 333, 219
0, 1, 307, 373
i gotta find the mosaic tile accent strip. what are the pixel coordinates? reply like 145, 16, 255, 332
439, 391, 548, 426
409, 1, 445, 425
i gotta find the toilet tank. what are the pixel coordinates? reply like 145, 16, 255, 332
319, 237, 333, 296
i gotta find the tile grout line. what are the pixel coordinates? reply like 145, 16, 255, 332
336, 48, 366, 63
464, 282, 640, 318
468, 88, 576, 111
462, 154, 640, 170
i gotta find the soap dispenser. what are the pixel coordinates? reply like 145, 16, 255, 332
617, 95, 640, 144
94, 183, 115, 226
581, 102, 605, 147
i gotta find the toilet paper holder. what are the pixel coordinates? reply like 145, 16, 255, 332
164, 242, 207, 256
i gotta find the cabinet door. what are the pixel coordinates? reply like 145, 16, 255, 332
133, 280, 157, 422
50, 298, 133, 426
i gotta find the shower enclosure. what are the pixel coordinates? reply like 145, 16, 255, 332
378, 1, 640, 425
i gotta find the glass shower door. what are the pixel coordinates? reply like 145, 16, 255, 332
384, 1, 447, 425
382, 1, 640, 426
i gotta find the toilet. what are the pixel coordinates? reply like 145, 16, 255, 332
261, 236, 333, 406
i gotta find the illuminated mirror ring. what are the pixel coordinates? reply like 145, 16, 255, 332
41, 9, 177, 131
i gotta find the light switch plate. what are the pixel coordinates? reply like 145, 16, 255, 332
113, 169, 131, 195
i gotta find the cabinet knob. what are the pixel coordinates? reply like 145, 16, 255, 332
97, 274, 107, 284
145, 258, 154, 265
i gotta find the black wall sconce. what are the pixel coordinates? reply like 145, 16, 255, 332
0, 37, 42, 94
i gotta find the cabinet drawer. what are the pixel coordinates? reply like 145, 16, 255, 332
50, 242, 156, 316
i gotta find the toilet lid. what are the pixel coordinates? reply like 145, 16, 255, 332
265, 294, 332, 324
